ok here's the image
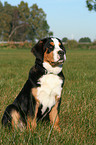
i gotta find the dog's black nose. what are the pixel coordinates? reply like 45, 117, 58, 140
58, 51, 64, 56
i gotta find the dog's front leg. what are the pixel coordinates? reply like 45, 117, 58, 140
31, 101, 39, 129
27, 101, 39, 131
49, 98, 61, 132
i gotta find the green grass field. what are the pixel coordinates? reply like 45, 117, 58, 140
0, 49, 96, 145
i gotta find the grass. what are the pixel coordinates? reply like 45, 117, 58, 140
0, 49, 96, 145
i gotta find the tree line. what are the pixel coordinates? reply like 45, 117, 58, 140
0, 1, 53, 42
0, 1, 95, 42
62, 37, 92, 43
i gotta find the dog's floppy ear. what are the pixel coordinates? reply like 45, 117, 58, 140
31, 38, 48, 61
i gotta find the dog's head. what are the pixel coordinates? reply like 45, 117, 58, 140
31, 37, 66, 73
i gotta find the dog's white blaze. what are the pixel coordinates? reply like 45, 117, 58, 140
37, 74, 63, 114
51, 38, 62, 62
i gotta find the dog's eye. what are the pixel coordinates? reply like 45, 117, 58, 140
60, 44, 65, 51
59, 43, 62, 47
50, 45, 53, 49
47, 48, 52, 53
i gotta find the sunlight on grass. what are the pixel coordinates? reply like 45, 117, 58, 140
0, 49, 96, 144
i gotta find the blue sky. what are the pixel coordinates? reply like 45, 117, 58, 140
1, 0, 96, 41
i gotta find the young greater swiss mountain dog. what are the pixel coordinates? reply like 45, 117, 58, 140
2, 37, 66, 132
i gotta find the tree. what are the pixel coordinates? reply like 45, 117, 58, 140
0, 2, 4, 40
8, 7, 22, 41
86, 0, 96, 11
0, 1, 53, 41
62, 37, 68, 43
13, 1, 30, 41
0, 2, 14, 41
79, 37, 91, 43
28, 4, 53, 41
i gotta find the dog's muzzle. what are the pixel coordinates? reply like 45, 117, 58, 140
58, 51, 66, 62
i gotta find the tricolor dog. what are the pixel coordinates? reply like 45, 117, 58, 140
2, 37, 66, 132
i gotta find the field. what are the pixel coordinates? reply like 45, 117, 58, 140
0, 49, 96, 145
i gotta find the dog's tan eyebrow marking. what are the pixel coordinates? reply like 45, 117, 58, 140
59, 42, 61, 46
50, 42, 54, 46
40, 41, 43, 43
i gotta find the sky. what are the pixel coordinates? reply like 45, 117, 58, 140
0, 0, 96, 41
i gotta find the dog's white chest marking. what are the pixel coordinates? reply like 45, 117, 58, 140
37, 74, 63, 114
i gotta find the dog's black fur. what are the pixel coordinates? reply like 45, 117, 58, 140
2, 37, 66, 131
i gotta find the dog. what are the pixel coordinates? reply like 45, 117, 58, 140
2, 37, 66, 132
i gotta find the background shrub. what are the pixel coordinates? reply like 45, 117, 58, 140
67, 40, 78, 49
